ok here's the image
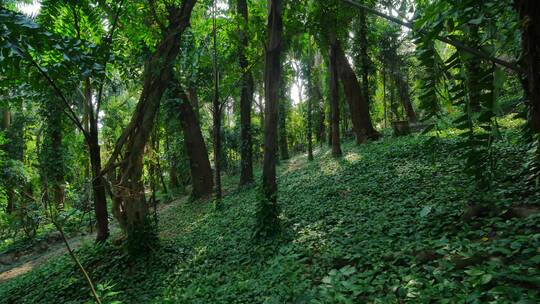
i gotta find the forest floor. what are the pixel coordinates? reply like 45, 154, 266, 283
1, 121, 539, 303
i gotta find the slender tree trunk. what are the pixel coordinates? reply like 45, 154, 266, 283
51, 124, 65, 209
257, 0, 283, 237
383, 67, 387, 128
176, 84, 214, 199
110, 1, 197, 237
212, 1, 222, 201
330, 35, 379, 143
358, 9, 371, 106
514, 0, 540, 133
237, 0, 254, 185
84, 81, 110, 242
306, 61, 314, 161
1, 109, 14, 213
328, 43, 342, 157
278, 96, 289, 160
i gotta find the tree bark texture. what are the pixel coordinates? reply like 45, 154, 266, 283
328, 43, 343, 157
111, 0, 197, 235
237, 0, 254, 185
329, 35, 379, 143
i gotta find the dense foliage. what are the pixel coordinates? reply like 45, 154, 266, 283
1, 0, 539, 302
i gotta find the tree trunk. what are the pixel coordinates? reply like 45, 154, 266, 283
330, 35, 379, 143
514, 0, 540, 133
1, 109, 14, 213
51, 123, 65, 209
237, 0, 254, 185
393, 70, 417, 123
111, 1, 197, 238
328, 43, 342, 157
84, 80, 109, 242
306, 61, 314, 161
257, 0, 283, 237
176, 85, 214, 199
278, 97, 289, 160
358, 9, 371, 107
212, 1, 222, 201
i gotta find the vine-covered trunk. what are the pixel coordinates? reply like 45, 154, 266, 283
328, 43, 342, 157
176, 85, 214, 199
111, 1, 197, 238
237, 0, 254, 185
515, 0, 540, 133
330, 36, 379, 143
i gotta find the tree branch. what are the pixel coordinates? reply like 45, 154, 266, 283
340, 0, 524, 74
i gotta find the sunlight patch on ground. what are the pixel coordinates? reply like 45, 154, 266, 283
344, 152, 362, 163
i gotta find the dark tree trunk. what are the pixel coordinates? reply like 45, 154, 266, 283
176, 85, 214, 199
187, 87, 200, 124
110, 1, 197, 237
313, 77, 325, 145
278, 98, 289, 160
84, 81, 109, 242
328, 43, 342, 157
212, 2, 222, 201
237, 0, 254, 185
382, 67, 388, 128
358, 9, 371, 107
464, 24, 483, 113
330, 35, 379, 143
51, 124, 65, 209
514, 0, 540, 133
1, 109, 14, 213
393, 70, 417, 123
257, 0, 283, 237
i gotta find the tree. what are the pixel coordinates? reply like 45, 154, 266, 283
328, 39, 342, 157
329, 34, 379, 143
105, 0, 198, 243
237, 0, 255, 185
255, 0, 284, 238
514, 0, 540, 133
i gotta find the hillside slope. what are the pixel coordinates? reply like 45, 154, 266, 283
1, 130, 539, 303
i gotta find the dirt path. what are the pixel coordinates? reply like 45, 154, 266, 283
0, 233, 94, 283
0, 201, 179, 284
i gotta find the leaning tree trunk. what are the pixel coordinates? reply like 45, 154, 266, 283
514, 0, 540, 133
328, 43, 343, 157
110, 0, 197, 238
257, 0, 283, 238
175, 84, 214, 199
393, 70, 417, 123
330, 35, 379, 143
237, 0, 254, 185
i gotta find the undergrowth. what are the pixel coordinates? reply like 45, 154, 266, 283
1, 126, 539, 303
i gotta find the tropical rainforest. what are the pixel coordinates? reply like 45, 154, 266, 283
0, 0, 539, 303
